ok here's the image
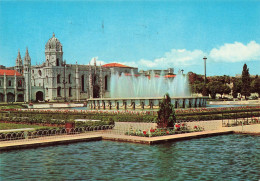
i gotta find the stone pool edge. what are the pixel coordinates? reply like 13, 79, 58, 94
101, 130, 234, 145
0, 130, 236, 151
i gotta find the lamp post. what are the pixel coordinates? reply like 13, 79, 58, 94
181, 69, 184, 75
63, 60, 67, 102
203, 56, 207, 84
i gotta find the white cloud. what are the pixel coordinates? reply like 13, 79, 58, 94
138, 49, 205, 69
209, 41, 260, 62
97, 41, 260, 71
134, 41, 260, 70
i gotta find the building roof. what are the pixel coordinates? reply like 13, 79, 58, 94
124, 73, 140, 77
102, 63, 131, 68
164, 75, 176, 78
0, 69, 22, 76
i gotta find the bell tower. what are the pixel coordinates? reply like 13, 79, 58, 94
24, 47, 31, 102
45, 33, 63, 67
15, 50, 23, 74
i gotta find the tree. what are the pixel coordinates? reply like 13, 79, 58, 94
188, 72, 204, 84
222, 85, 231, 97
202, 85, 209, 96
207, 81, 223, 99
192, 81, 204, 93
232, 79, 242, 98
251, 78, 260, 96
157, 93, 176, 128
241, 64, 251, 99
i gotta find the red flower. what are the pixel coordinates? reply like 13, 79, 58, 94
175, 124, 180, 128
181, 123, 185, 127
143, 131, 146, 135
166, 131, 169, 134
150, 129, 155, 133
194, 126, 198, 129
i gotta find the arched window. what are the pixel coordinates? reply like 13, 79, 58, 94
8, 80, 12, 87
38, 70, 42, 76
18, 80, 22, 87
105, 75, 108, 90
81, 75, 84, 92
69, 87, 72, 97
0, 80, 2, 86
57, 74, 61, 84
68, 74, 71, 84
56, 58, 59, 66
93, 75, 97, 85
46, 76, 48, 83
57, 87, 61, 97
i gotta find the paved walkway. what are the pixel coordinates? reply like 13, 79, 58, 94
0, 130, 233, 151
0, 133, 102, 151
222, 124, 260, 135
0, 124, 259, 151
101, 130, 233, 144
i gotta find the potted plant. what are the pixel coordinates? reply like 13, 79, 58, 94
65, 119, 75, 134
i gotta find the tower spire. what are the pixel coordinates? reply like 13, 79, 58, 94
15, 49, 23, 74
24, 47, 31, 64
16, 49, 22, 63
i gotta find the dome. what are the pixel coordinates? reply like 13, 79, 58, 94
45, 33, 62, 51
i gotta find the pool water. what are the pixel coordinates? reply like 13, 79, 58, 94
0, 134, 259, 180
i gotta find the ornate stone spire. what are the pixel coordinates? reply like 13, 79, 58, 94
53, 32, 55, 37
16, 49, 23, 68
16, 50, 22, 62
24, 47, 31, 64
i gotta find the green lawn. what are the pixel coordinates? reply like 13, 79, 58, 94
0, 123, 51, 130
0, 104, 25, 109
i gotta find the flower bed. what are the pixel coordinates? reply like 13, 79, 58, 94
125, 123, 204, 137
0, 106, 260, 124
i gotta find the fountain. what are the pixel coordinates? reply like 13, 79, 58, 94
110, 71, 190, 98
88, 70, 208, 109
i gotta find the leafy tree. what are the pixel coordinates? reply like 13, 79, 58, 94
192, 81, 204, 93
207, 81, 223, 99
188, 72, 204, 84
157, 93, 176, 128
241, 64, 251, 99
202, 85, 209, 96
251, 78, 260, 96
221, 84, 231, 98
232, 79, 242, 98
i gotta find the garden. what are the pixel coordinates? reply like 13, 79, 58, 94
1, 106, 259, 126
125, 123, 204, 137
0, 94, 259, 140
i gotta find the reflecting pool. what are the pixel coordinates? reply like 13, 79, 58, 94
0, 135, 259, 180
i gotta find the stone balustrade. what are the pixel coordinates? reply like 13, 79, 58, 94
87, 97, 208, 110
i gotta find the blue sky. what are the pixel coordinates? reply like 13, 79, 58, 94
0, 0, 260, 76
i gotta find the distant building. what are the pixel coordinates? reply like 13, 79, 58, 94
0, 69, 24, 102
0, 33, 138, 102
0, 33, 176, 103
140, 68, 174, 76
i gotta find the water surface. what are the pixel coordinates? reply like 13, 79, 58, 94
0, 134, 259, 180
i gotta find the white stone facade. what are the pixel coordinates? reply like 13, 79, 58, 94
1, 33, 138, 102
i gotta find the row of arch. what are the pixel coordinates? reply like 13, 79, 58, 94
55, 74, 109, 92
56, 87, 72, 97
0, 80, 23, 87
0, 93, 24, 102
